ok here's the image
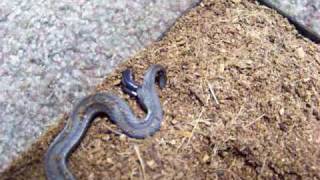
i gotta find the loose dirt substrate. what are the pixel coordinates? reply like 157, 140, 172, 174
2, 0, 320, 179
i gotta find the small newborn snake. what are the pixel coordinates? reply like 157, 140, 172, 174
44, 64, 166, 180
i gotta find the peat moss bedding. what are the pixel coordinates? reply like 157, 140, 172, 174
3, 0, 320, 179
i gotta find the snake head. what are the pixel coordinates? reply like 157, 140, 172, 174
155, 68, 167, 89
121, 69, 141, 97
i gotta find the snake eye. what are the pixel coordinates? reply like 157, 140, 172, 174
121, 69, 141, 96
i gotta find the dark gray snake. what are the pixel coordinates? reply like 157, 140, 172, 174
44, 64, 166, 180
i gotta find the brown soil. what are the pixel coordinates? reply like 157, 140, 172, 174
2, 0, 320, 179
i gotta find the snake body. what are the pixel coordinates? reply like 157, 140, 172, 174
44, 65, 166, 180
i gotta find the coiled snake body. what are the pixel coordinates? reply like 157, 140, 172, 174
45, 64, 166, 180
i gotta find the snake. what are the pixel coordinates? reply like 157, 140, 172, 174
44, 64, 167, 180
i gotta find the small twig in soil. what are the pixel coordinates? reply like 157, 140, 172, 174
232, 105, 244, 123
134, 144, 146, 180
244, 114, 265, 128
102, 124, 123, 136
208, 82, 219, 105
186, 108, 205, 146
259, 157, 268, 178
176, 137, 187, 152
187, 118, 212, 126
